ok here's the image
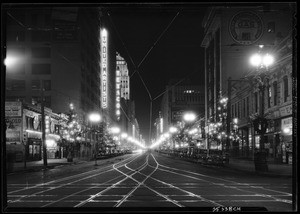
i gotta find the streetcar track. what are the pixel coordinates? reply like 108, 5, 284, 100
7, 154, 138, 194
7, 152, 293, 208
73, 155, 148, 207
114, 154, 183, 207
8, 154, 142, 204
149, 154, 292, 204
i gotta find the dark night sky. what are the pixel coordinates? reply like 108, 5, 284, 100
105, 4, 207, 142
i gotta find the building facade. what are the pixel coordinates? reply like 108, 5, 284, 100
161, 78, 205, 132
5, 6, 119, 159
201, 3, 295, 157
230, 32, 293, 163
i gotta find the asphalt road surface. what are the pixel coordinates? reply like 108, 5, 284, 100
6, 151, 293, 212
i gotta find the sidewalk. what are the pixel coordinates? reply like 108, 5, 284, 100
159, 152, 293, 178
7, 158, 89, 174
224, 157, 293, 178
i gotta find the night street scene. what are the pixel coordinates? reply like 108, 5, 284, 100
1, 2, 297, 213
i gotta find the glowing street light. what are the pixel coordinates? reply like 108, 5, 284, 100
121, 133, 128, 139
183, 112, 196, 122
169, 126, 178, 133
89, 113, 101, 123
110, 126, 121, 134
88, 112, 101, 166
249, 47, 274, 172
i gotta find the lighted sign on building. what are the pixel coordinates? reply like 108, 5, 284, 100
101, 29, 108, 109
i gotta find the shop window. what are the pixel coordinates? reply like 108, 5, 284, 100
25, 116, 34, 130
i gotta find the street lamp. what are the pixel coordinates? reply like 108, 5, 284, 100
88, 112, 101, 166
249, 46, 274, 172
183, 112, 196, 123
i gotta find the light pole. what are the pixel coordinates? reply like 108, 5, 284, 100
88, 113, 101, 166
249, 46, 274, 172
183, 112, 196, 157
169, 126, 178, 151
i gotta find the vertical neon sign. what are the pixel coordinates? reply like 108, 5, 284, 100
101, 29, 108, 109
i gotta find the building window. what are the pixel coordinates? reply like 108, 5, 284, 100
25, 116, 34, 130
32, 64, 51, 74
267, 84, 271, 108
43, 80, 51, 91
243, 99, 246, 118
254, 92, 258, 113
273, 81, 278, 106
246, 97, 249, 116
44, 96, 51, 108
32, 96, 41, 105
6, 80, 26, 91
32, 80, 41, 90
283, 76, 288, 102
235, 103, 238, 118
6, 96, 25, 102
32, 47, 51, 58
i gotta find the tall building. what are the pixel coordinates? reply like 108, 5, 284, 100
116, 52, 130, 121
160, 78, 205, 132
116, 52, 130, 100
5, 7, 98, 119
5, 6, 120, 159
5, 7, 118, 122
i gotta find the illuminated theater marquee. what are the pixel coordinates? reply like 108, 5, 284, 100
101, 29, 108, 109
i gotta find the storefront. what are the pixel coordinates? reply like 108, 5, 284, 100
281, 117, 292, 164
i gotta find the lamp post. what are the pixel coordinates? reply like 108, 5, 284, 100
88, 113, 101, 166
249, 46, 274, 172
169, 126, 178, 151
183, 112, 196, 157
